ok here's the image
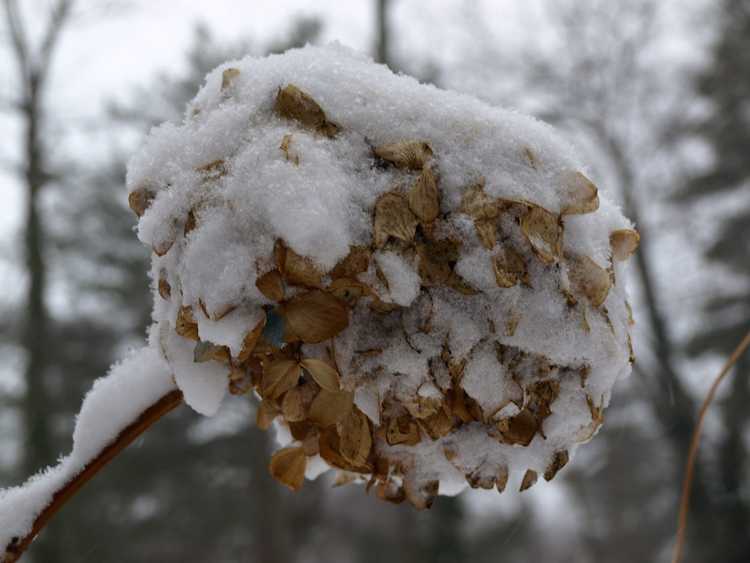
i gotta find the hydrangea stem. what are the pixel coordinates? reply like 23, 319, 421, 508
2, 390, 184, 563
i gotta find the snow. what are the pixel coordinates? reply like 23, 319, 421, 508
0, 347, 175, 552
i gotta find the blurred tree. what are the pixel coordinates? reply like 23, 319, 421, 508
2, 1, 75, 560
679, 0, 750, 560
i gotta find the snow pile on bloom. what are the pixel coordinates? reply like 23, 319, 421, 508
0, 43, 639, 544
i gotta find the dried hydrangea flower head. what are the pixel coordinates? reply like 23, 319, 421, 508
128, 44, 638, 509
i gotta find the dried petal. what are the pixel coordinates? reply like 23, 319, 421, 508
496, 465, 509, 493
261, 359, 301, 400
543, 450, 569, 481
373, 192, 418, 248
520, 205, 562, 264
498, 408, 537, 446
274, 84, 338, 137
279, 133, 300, 165
520, 469, 538, 491
196, 159, 228, 179
460, 180, 498, 221
220, 68, 240, 91
300, 358, 341, 391
610, 229, 640, 261
404, 478, 438, 510
337, 409, 372, 467
408, 166, 440, 223
193, 340, 230, 364
269, 447, 307, 491
256, 399, 279, 430
374, 140, 433, 170
158, 276, 171, 300
256, 269, 285, 302
385, 416, 421, 446
175, 306, 199, 341
128, 185, 155, 217
567, 253, 612, 307
283, 290, 350, 343
330, 246, 371, 279
237, 314, 267, 362
281, 386, 307, 422
474, 218, 497, 249
283, 247, 324, 288
309, 389, 354, 427
492, 247, 528, 288
522, 146, 539, 169
560, 171, 599, 215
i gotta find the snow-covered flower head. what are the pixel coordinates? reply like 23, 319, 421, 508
127, 43, 638, 508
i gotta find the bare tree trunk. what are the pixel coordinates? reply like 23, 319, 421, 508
374, 0, 391, 66
3, 1, 73, 560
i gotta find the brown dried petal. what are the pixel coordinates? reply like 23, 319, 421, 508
560, 171, 599, 215
520, 206, 562, 264
309, 389, 354, 427
498, 408, 537, 446
221, 68, 240, 91
158, 276, 171, 300
520, 469, 538, 492
374, 140, 433, 170
330, 246, 371, 279
408, 166, 440, 223
280, 133, 300, 166
256, 270, 285, 302
376, 480, 406, 504
544, 450, 570, 481
281, 386, 307, 422
261, 359, 301, 400
610, 229, 640, 261
269, 446, 307, 491
256, 399, 279, 430
175, 306, 199, 341
404, 478, 438, 510
128, 186, 155, 217
419, 408, 454, 440
274, 84, 338, 137
237, 314, 267, 363
492, 247, 527, 288
567, 253, 612, 307
474, 218, 497, 249
385, 416, 421, 446
283, 290, 350, 343
373, 192, 418, 248
284, 247, 324, 288
460, 181, 498, 221
496, 465, 509, 493
193, 340, 230, 364
337, 409, 372, 467
300, 358, 341, 391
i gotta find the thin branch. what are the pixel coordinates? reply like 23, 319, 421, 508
2, 389, 184, 563
671, 329, 750, 563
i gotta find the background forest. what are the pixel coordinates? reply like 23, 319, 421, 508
1, 1, 748, 562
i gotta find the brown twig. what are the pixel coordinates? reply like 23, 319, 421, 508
671, 330, 750, 563
2, 389, 184, 563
